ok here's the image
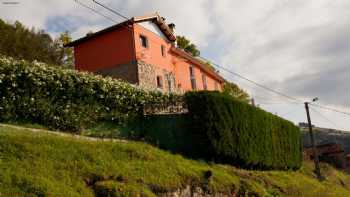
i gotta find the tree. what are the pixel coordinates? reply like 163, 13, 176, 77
176, 35, 200, 57
223, 82, 250, 103
0, 19, 73, 67
53, 31, 74, 68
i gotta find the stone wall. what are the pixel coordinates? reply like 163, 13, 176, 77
137, 61, 158, 90
94, 60, 182, 94
137, 61, 181, 94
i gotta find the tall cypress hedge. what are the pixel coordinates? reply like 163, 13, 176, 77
184, 91, 302, 170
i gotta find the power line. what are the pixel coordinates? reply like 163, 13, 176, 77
72, 1, 168, 48
259, 102, 289, 105
259, 102, 301, 105
310, 107, 342, 130
200, 57, 303, 103
73, 0, 118, 23
202, 57, 350, 118
251, 95, 302, 105
279, 107, 301, 117
73, 0, 134, 33
310, 103, 350, 117
253, 95, 284, 101
309, 107, 344, 145
92, 0, 129, 20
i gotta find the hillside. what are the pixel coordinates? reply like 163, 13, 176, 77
0, 124, 350, 196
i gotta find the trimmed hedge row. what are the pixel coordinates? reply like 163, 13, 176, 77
184, 91, 302, 170
0, 56, 181, 131
137, 114, 193, 154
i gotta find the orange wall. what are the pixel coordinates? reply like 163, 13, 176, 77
74, 26, 134, 72
172, 55, 222, 92
207, 75, 222, 91
172, 56, 191, 91
74, 22, 223, 92
133, 23, 222, 92
133, 23, 173, 70
133, 23, 174, 81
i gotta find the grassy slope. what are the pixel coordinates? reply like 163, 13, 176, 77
0, 125, 350, 196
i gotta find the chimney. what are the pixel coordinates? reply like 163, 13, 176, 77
168, 23, 176, 33
86, 31, 94, 37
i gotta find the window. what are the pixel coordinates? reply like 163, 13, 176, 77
191, 78, 197, 90
165, 74, 172, 92
202, 73, 207, 90
140, 35, 148, 48
161, 45, 165, 57
214, 82, 219, 90
189, 66, 195, 77
156, 76, 163, 88
189, 66, 196, 90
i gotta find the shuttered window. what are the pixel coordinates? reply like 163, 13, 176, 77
140, 35, 148, 48
189, 66, 196, 90
161, 45, 165, 57
202, 73, 207, 90
157, 76, 163, 88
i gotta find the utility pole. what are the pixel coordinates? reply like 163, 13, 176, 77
251, 98, 255, 107
304, 101, 323, 180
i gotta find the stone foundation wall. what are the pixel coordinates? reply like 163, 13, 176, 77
137, 61, 181, 94
137, 61, 158, 90
94, 61, 182, 94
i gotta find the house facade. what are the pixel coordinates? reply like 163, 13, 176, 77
66, 13, 225, 93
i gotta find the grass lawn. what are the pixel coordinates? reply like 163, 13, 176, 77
1, 124, 350, 196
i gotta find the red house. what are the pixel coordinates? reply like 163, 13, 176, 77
66, 13, 225, 93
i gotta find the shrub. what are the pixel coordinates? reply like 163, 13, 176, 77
184, 91, 302, 170
0, 56, 181, 132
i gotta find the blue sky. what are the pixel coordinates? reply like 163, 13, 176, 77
1, 0, 350, 131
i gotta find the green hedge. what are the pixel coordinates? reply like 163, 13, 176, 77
137, 114, 193, 154
0, 56, 180, 132
184, 91, 302, 170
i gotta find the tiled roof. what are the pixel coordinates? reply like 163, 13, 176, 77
65, 13, 176, 47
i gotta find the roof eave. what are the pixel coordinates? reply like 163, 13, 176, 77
64, 20, 132, 47
171, 47, 225, 82
133, 13, 176, 42
65, 13, 176, 47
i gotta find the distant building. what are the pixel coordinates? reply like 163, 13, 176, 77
304, 143, 346, 169
66, 13, 225, 93
299, 122, 315, 128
